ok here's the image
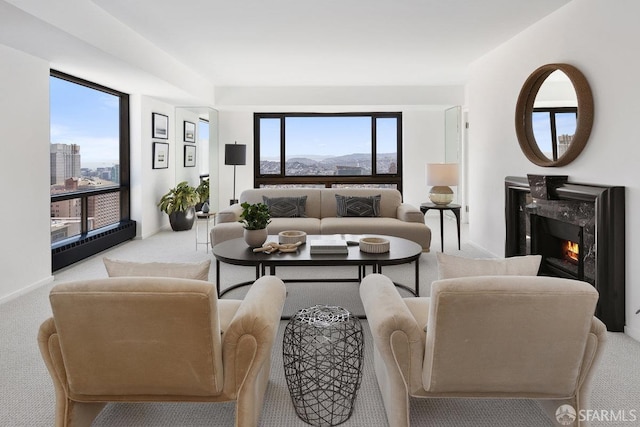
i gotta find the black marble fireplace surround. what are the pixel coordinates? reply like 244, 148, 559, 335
505, 176, 625, 331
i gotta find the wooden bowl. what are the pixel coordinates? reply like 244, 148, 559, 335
279, 230, 307, 245
359, 237, 390, 253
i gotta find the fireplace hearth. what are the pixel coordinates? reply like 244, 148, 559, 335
505, 176, 625, 331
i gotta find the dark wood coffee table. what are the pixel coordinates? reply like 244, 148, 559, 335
213, 234, 422, 298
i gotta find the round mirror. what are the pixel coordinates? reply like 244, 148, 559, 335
515, 63, 593, 167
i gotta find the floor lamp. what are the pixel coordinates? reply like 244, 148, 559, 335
225, 142, 246, 205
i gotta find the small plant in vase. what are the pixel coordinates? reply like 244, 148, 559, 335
196, 179, 210, 213
239, 202, 271, 247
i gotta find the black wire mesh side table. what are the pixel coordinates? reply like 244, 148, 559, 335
283, 305, 364, 426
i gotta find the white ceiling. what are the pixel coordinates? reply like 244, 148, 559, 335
90, 0, 571, 87
1, 0, 572, 101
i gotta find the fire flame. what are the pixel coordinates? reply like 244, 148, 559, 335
563, 240, 579, 263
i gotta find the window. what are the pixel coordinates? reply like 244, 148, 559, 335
198, 118, 210, 176
532, 107, 577, 161
254, 113, 402, 190
50, 70, 132, 270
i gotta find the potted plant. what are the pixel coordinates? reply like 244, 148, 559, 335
239, 202, 271, 247
157, 181, 200, 231
195, 178, 210, 212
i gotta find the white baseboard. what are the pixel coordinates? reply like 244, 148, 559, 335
0, 275, 54, 305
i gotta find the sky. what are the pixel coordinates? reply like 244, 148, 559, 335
50, 76, 120, 168
259, 116, 398, 159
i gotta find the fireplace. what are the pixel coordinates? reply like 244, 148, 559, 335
531, 215, 584, 280
505, 176, 625, 331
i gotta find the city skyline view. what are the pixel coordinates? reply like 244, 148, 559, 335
50, 76, 120, 169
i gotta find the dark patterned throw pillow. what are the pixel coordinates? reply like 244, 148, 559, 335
335, 194, 381, 217
262, 196, 307, 217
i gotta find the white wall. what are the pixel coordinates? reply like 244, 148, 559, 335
466, 0, 640, 339
0, 45, 53, 302
217, 107, 448, 211
134, 97, 179, 238
174, 108, 203, 186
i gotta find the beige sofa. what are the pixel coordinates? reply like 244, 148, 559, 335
360, 273, 606, 426
210, 188, 431, 250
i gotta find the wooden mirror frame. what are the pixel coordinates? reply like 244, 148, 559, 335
515, 63, 594, 167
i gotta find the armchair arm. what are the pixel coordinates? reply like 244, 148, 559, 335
38, 318, 68, 395
397, 203, 425, 223
360, 274, 425, 391
575, 316, 607, 406
221, 275, 286, 394
38, 318, 108, 427
216, 203, 243, 224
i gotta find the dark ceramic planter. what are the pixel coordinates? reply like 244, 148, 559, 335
168, 206, 196, 231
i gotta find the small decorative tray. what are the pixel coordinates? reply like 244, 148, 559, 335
279, 230, 307, 245
359, 237, 390, 253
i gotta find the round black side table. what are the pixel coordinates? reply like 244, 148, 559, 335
420, 202, 461, 252
282, 305, 364, 426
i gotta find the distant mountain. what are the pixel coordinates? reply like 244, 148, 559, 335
285, 154, 334, 162
287, 157, 319, 166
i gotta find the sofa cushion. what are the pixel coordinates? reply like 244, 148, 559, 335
436, 253, 541, 280
335, 194, 381, 217
263, 195, 307, 217
103, 258, 211, 281
267, 217, 321, 235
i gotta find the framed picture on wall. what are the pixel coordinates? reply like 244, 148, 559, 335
153, 142, 169, 169
184, 121, 196, 143
184, 144, 196, 167
152, 113, 169, 139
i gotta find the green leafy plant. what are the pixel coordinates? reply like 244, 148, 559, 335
196, 178, 210, 204
239, 202, 271, 230
157, 181, 199, 215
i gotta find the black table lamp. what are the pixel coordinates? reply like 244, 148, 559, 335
225, 142, 246, 205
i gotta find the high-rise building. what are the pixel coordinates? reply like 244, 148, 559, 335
88, 192, 120, 229
50, 143, 81, 185
557, 134, 573, 158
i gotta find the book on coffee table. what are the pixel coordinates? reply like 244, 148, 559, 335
309, 239, 348, 254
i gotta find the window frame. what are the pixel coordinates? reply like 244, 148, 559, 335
532, 106, 578, 161
50, 70, 131, 268
253, 112, 403, 191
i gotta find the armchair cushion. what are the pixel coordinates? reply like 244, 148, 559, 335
48, 277, 224, 398
103, 258, 211, 281
436, 253, 541, 279
423, 275, 599, 395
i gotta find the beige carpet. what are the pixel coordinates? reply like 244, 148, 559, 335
2, 218, 639, 426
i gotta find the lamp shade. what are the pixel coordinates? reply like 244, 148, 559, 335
225, 143, 246, 166
426, 163, 458, 186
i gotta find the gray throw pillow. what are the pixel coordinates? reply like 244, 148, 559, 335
262, 195, 307, 217
335, 194, 381, 217
436, 253, 542, 280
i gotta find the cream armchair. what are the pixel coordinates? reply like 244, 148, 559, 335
38, 275, 286, 427
360, 274, 606, 426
